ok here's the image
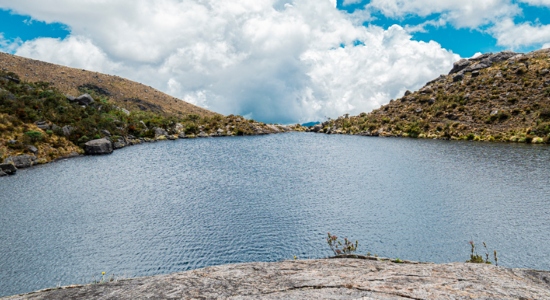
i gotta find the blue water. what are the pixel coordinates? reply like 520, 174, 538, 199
1, 133, 550, 296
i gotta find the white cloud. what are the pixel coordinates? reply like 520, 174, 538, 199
544, 43, 550, 49
366, 0, 520, 28
490, 18, 550, 48
0, 33, 22, 53
0, 0, 458, 123
518, 0, 550, 7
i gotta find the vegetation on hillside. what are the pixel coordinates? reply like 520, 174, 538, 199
312, 49, 550, 144
0, 70, 298, 165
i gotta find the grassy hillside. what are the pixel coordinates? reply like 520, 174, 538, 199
0, 52, 217, 118
0, 68, 299, 169
313, 49, 550, 143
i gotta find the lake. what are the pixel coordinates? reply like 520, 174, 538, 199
1, 133, 550, 296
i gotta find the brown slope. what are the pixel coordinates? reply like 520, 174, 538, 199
0, 52, 218, 118
313, 48, 550, 143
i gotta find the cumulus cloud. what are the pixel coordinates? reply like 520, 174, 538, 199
490, 18, 550, 48
0, 0, 458, 123
0, 33, 22, 53
366, 0, 520, 28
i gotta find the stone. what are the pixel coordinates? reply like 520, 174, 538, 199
0, 170, 7, 177
453, 73, 464, 82
471, 70, 480, 77
174, 123, 184, 133
311, 124, 323, 133
540, 69, 549, 76
84, 138, 113, 155
75, 94, 94, 106
7, 259, 550, 299
3, 155, 36, 169
35, 121, 50, 130
415, 108, 423, 113
113, 140, 127, 149
491, 110, 499, 116
449, 59, 471, 74
62, 125, 74, 136
153, 127, 168, 138
120, 108, 130, 116
27, 145, 38, 154
0, 163, 17, 175
101, 129, 111, 137
197, 131, 209, 138
66, 95, 76, 102
464, 63, 490, 73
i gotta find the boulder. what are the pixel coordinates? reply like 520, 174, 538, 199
62, 125, 74, 136
27, 145, 38, 154
3, 155, 36, 169
311, 124, 323, 133
113, 138, 127, 149
35, 121, 50, 130
197, 131, 209, 138
0, 163, 17, 175
101, 129, 111, 137
0, 170, 7, 177
449, 59, 471, 74
153, 127, 168, 138
75, 94, 94, 106
174, 123, 184, 133
84, 138, 113, 155
453, 73, 464, 82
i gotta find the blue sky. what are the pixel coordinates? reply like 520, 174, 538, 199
0, 0, 549, 123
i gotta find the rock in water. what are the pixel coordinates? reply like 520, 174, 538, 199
84, 138, 113, 155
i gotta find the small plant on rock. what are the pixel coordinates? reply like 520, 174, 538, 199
467, 241, 497, 265
326, 232, 358, 256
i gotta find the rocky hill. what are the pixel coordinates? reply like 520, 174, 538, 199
3, 258, 550, 299
311, 49, 550, 143
0, 52, 217, 118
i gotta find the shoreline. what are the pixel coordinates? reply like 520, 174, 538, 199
3, 258, 550, 299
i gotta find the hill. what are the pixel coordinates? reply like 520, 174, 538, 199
0, 52, 217, 118
0, 55, 302, 175
311, 49, 550, 143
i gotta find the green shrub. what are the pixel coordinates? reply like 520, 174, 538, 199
24, 130, 43, 142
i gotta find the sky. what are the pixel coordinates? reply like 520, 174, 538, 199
0, 1, 549, 124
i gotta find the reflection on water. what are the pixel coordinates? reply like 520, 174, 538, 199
1, 133, 549, 296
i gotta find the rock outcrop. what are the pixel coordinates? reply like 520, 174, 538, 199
314, 49, 550, 143
84, 138, 113, 155
0, 163, 17, 175
3, 155, 36, 169
4, 259, 550, 299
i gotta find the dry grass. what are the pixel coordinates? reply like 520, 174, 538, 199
0, 52, 218, 118
321, 49, 550, 143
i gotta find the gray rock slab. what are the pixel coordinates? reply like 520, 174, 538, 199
4, 259, 550, 299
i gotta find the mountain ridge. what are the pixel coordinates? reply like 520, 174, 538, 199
310, 48, 550, 143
